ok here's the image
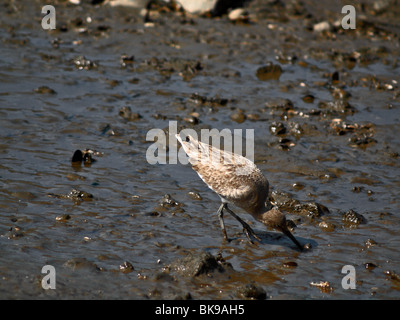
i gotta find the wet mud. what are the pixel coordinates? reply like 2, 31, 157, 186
0, 0, 399, 299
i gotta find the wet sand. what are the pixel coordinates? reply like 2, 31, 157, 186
0, 0, 399, 299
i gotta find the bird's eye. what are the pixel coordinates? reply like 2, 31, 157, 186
185, 136, 190, 142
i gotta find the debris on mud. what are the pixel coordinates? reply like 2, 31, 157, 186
171, 251, 233, 277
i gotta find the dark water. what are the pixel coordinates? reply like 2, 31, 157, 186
0, 0, 399, 299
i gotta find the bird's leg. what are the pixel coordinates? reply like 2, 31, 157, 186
224, 205, 261, 243
217, 203, 229, 241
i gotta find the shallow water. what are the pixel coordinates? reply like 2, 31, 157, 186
0, 0, 399, 299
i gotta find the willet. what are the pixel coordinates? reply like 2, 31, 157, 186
176, 134, 303, 250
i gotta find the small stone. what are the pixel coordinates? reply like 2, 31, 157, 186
119, 261, 134, 273
73, 55, 97, 70
183, 116, 199, 125
256, 63, 282, 81
34, 86, 56, 94
187, 191, 202, 200
292, 182, 305, 190
283, 261, 298, 268
269, 122, 286, 135
231, 111, 246, 123
365, 238, 378, 248
237, 283, 267, 300
119, 106, 142, 121
364, 262, 377, 270
342, 209, 366, 226
302, 94, 315, 103
318, 221, 335, 232
56, 214, 71, 221
313, 21, 331, 32
310, 280, 333, 292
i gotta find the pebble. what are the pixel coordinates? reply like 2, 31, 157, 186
313, 21, 331, 32
73, 55, 98, 70
230, 110, 246, 123
119, 261, 134, 273
302, 94, 315, 103
256, 63, 282, 81
318, 221, 335, 232
269, 122, 286, 135
56, 214, 71, 221
237, 283, 267, 300
365, 238, 378, 248
310, 280, 333, 292
283, 261, 298, 268
364, 262, 377, 270
342, 209, 366, 226
34, 86, 56, 94
119, 106, 142, 121
187, 191, 202, 200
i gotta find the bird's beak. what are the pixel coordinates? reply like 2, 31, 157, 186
280, 225, 303, 251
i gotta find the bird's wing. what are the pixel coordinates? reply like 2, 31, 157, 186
176, 134, 264, 201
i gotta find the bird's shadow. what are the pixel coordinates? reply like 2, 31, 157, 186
228, 230, 317, 252
257, 230, 317, 251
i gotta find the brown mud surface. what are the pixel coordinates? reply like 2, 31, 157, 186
0, 0, 399, 299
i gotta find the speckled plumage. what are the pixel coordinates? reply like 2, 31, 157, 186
176, 134, 269, 215
176, 134, 303, 250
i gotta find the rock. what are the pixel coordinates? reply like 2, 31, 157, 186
187, 191, 202, 200
256, 63, 282, 81
73, 55, 98, 70
183, 116, 200, 125
310, 280, 333, 293
265, 99, 294, 111
269, 121, 286, 135
158, 194, 182, 209
237, 283, 267, 300
271, 190, 329, 219
318, 220, 335, 232
71, 149, 98, 164
365, 238, 377, 248
171, 251, 232, 277
313, 21, 331, 32
348, 134, 377, 148
302, 94, 315, 103
119, 106, 142, 121
119, 261, 134, 273
34, 86, 56, 94
271, 190, 300, 211
385, 270, 400, 282
71, 150, 84, 163
189, 93, 229, 107
47, 189, 93, 202
120, 54, 134, 67
5, 226, 24, 240
364, 262, 377, 270
283, 261, 298, 268
293, 202, 329, 219
231, 110, 246, 123
342, 209, 366, 227
56, 214, 71, 221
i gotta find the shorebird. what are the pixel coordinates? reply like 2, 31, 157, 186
176, 134, 303, 250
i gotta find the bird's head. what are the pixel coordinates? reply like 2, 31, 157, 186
260, 207, 303, 251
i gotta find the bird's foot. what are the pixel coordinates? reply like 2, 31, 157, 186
242, 224, 261, 244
